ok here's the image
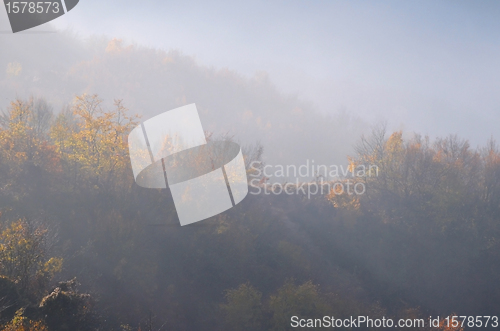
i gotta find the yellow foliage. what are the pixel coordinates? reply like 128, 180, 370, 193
1, 309, 48, 331
41, 257, 63, 277
6, 62, 22, 77
50, 94, 139, 190
328, 180, 361, 211
0, 219, 62, 292
0, 97, 60, 178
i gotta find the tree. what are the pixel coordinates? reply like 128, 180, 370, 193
50, 94, 139, 191
1, 309, 48, 331
0, 219, 62, 300
0, 97, 59, 196
220, 282, 263, 331
39, 278, 98, 331
269, 280, 330, 331
0, 277, 20, 325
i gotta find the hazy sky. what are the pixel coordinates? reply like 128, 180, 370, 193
3, 1, 500, 144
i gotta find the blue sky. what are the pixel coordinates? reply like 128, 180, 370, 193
15, 0, 500, 143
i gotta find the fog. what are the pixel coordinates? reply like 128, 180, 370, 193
2, 1, 500, 175
0, 25, 369, 180
2, 2, 500, 329
46, 0, 500, 143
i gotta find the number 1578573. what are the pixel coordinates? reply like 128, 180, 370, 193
5, 1, 60, 14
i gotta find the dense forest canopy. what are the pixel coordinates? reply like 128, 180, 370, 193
2, 2, 500, 330
0, 95, 498, 330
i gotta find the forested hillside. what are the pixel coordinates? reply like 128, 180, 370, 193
0, 95, 498, 330
0, 34, 368, 177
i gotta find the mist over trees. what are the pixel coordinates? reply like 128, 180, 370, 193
1, 22, 499, 331
0, 95, 498, 330
0, 32, 369, 177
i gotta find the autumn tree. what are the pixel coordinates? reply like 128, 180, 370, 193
50, 94, 139, 191
0, 97, 53, 164
0, 97, 59, 196
220, 282, 263, 331
0, 219, 62, 301
39, 278, 98, 331
0, 276, 21, 325
0, 309, 48, 331
269, 280, 331, 331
